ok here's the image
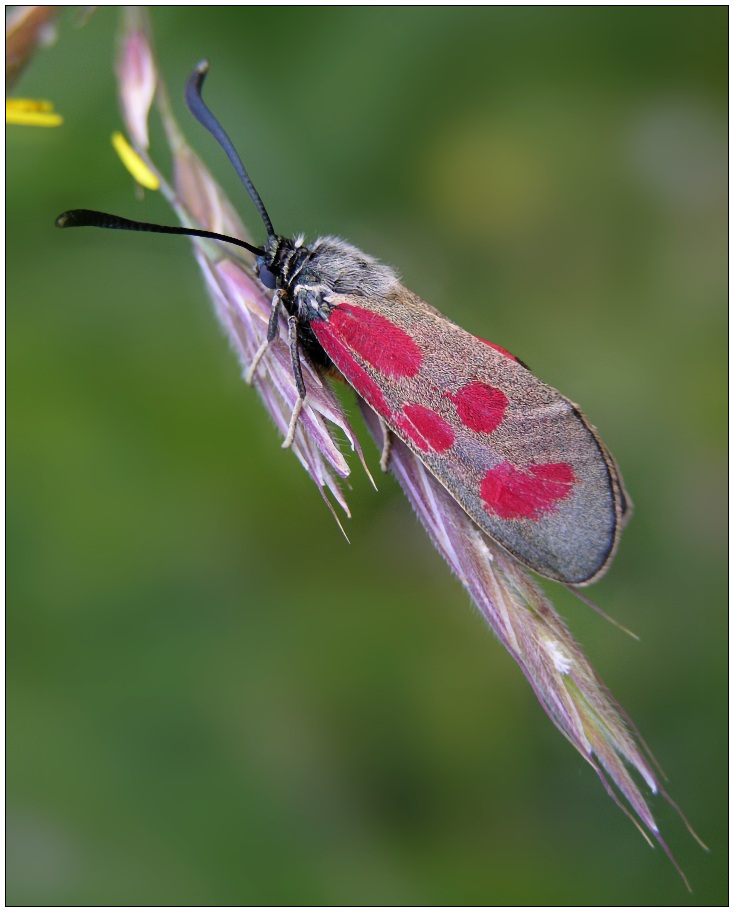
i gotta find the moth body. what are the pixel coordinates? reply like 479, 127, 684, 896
258, 233, 631, 586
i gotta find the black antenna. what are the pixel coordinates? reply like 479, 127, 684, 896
186, 60, 275, 238
55, 208, 265, 256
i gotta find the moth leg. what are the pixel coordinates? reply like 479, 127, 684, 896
245, 289, 285, 385
282, 314, 307, 450
378, 416, 393, 472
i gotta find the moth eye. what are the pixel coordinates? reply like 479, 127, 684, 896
258, 264, 278, 289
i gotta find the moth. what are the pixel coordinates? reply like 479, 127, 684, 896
57, 61, 631, 587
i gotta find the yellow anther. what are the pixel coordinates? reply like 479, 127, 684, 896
111, 130, 160, 190
6, 98, 63, 127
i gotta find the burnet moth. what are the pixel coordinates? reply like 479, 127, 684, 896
56, 61, 630, 587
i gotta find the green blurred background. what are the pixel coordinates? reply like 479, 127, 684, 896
7, 7, 727, 905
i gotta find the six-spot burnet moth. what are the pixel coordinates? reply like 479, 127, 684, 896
56, 60, 630, 588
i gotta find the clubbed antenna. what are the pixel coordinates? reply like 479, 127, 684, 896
186, 61, 275, 238
55, 208, 265, 256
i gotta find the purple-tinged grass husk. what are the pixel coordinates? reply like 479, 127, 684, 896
115, 8, 156, 151
359, 402, 704, 887
116, 16, 369, 525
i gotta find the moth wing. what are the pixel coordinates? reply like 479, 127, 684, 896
311, 290, 629, 585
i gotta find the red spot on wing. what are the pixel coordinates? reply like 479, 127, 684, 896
312, 321, 391, 418
480, 461, 576, 520
449, 381, 508, 434
398, 404, 455, 453
477, 337, 518, 362
328, 303, 422, 378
